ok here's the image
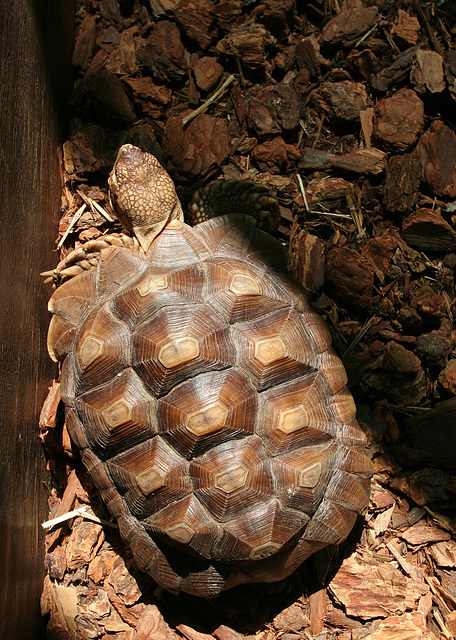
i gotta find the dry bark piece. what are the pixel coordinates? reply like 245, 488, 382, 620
324, 601, 363, 630
216, 20, 276, 72
416, 329, 451, 370
45, 545, 67, 581
73, 14, 97, 71
308, 589, 326, 636
310, 81, 371, 121
392, 9, 420, 48
247, 84, 301, 136
273, 604, 309, 632
39, 381, 61, 437
392, 469, 450, 506
325, 246, 375, 311
85, 49, 110, 76
361, 612, 427, 640
102, 26, 121, 45
134, 605, 179, 640
417, 120, 456, 198
43, 579, 79, 637
429, 540, 456, 567
360, 341, 427, 406
411, 49, 445, 94
321, 7, 378, 45
102, 559, 146, 627
254, 0, 294, 43
83, 70, 136, 124
360, 107, 373, 147
147, 0, 179, 18
306, 176, 354, 209
299, 148, 335, 170
399, 522, 451, 545
163, 112, 230, 177
290, 231, 325, 294
66, 125, 111, 174
77, 588, 112, 632
383, 151, 421, 215
371, 489, 395, 510
137, 21, 187, 84
370, 47, 418, 93
212, 625, 245, 640
295, 38, 321, 78
372, 88, 424, 152
402, 398, 456, 471
174, 0, 218, 49
303, 146, 383, 175
360, 236, 397, 281
402, 208, 456, 251
100, 0, 121, 22
45, 470, 88, 550
87, 548, 117, 584
105, 30, 138, 76
329, 552, 428, 619
193, 57, 224, 92
411, 285, 446, 323
328, 148, 387, 175
122, 77, 172, 118
345, 49, 378, 81
65, 519, 104, 570
252, 137, 300, 172
439, 359, 456, 396
445, 49, 456, 100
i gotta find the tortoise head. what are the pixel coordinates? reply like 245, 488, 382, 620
108, 144, 184, 252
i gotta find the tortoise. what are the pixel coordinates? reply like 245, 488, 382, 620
46, 144, 373, 598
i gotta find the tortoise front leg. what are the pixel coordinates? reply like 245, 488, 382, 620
41, 233, 141, 286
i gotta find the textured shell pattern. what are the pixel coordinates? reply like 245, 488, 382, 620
48, 213, 373, 598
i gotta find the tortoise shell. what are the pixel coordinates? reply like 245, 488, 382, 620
47, 172, 372, 599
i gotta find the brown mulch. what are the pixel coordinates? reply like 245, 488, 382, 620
40, 0, 456, 638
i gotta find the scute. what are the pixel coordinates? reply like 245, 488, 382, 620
74, 306, 130, 394
47, 213, 373, 597
133, 303, 236, 397
111, 263, 205, 328
107, 436, 192, 519
234, 309, 319, 391
191, 435, 273, 523
76, 367, 157, 458
157, 369, 257, 459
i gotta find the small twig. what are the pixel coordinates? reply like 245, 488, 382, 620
355, 23, 378, 48
345, 190, 364, 236
182, 74, 236, 126
297, 120, 308, 149
342, 317, 376, 359
234, 52, 245, 87
387, 404, 432, 414
409, 0, 444, 55
386, 541, 420, 579
77, 188, 114, 222
433, 609, 452, 640
381, 26, 400, 55
92, 198, 115, 222
311, 115, 325, 149
296, 174, 310, 214
42, 505, 118, 530
56, 203, 86, 250
312, 210, 352, 219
